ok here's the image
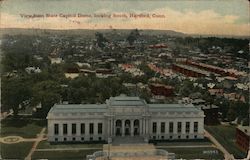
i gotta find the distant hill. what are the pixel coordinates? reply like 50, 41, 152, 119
140, 29, 186, 37
0, 28, 186, 37
1, 28, 247, 39
190, 33, 250, 39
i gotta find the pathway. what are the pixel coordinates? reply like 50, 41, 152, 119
25, 127, 46, 160
156, 144, 213, 148
0, 136, 47, 144
36, 147, 102, 151
0, 110, 13, 121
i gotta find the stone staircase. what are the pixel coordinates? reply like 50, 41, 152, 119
111, 136, 146, 145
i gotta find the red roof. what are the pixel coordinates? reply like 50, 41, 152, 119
149, 44, 167, 49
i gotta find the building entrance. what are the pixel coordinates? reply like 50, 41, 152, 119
134, 128, 139, 135
115, 120, 122, 136
134, 119, 140, 136
116, 128, 121, 136
125, 120, 131, 136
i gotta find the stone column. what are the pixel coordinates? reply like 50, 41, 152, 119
182, 121, 185, 135
77, 123, 81, 136
68, 123, 72, 137
59, 123, 63, 137
110, 119, 113, 136
122, 119, 125, 136
145, 119, 148, 135
131, 120, 134, 136
113, 119, 116, 136
157, 121, 160, 135
173, 121, 177, 135
86, 123, 89, 139
190, 121, 194, 134
107, 119, 110, 137
140, 119, 143, 135
94, 122, 98, 136
165, 121, 169, 134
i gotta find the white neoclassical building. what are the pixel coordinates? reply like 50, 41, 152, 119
47, 95, 205, 142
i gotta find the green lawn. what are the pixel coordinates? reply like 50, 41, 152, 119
0, 142, 33, 159
34, 140, 102, 160
37, 140, 103, 149
32, 149, 99, 160
161, 147, 224, 159
0, 118, 46, 138
205, 125, 247, 159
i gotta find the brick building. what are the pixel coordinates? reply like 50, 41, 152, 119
236, 126, 250, 152
149, 83, 174, 97
182, 60, 239, 78
172, 63, 212, 77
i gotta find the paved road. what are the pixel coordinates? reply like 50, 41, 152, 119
204, 129, 235, 160
36, 147, 102, 151
0, 110, 13, 121
156, 144, 213, 148
25, 127, 46, 160
245, 150, 250, 160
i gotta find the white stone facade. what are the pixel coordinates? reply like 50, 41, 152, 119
47, 96, 205, 142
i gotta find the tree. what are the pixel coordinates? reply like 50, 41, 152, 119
139, 88, 151, 103
1, 35, 38, 72
209, 73, 216, 82
67, 87, 87, 104
242, 117, 249, 126
95, 32, 108, 48
34, 92, 61, 118
32, 80, 61, 117
214, 98, 229, 120
1, 77, 32, 116
227, 107, 236, 121
127, 29, 140, 45
138, 63, 155, 80
178, 80, 194, 97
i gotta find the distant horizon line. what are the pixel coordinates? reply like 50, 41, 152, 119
1, 27, 249, 38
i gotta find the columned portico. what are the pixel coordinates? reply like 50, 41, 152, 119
113, 119, 142, 137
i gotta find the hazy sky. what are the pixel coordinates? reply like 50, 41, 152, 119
1, 0, 249, 36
